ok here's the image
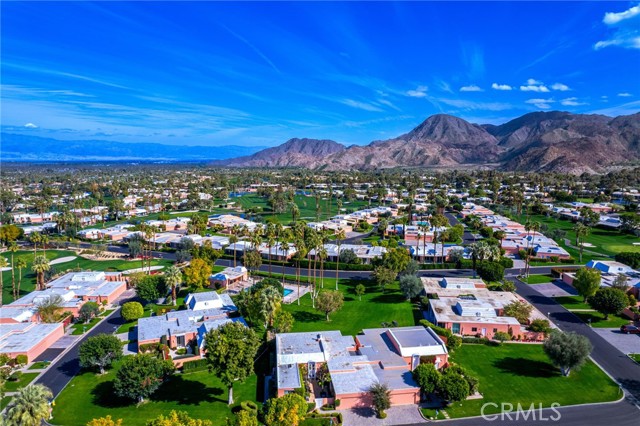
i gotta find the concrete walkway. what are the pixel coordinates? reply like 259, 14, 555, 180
341, 405, 425, 426
49, 256, 77, 265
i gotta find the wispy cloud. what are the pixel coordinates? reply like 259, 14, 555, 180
340, 99, 383, 112
491, 83, 512, 91
560, 97, 587, 106
551, 83, 570, 91
595, 4, 640, 50
618, 92, 633, 97
221, 25, 281, 73
436, 80, 454, 94
525, 98, 555, 109
24, 123, 38, 128
460, 42, 485, 79
589, 100, 640, 116
377, 98, 401, 111
460, 85, 483, 92
405, 85, 428, 98
438, 98, 513, 111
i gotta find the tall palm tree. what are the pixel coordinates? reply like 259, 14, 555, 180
31, 255, 50, 291
266, 223, 276, 277
318, 245, 328, 289
29, 232, 42, 256
469, 242, 490, 278
335, 229, 346, 290
164, 265, 182, 305
4, 384, 53, 426
573, 222, 590, 262
16, 257, 27, 300
8, 243, 18, 298
290, 202, 300, 224
259, 286, 282, 328
0, 256, 7, 306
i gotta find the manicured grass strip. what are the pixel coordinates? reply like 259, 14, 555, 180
281, 277, 416, 337
4, 372, 39, 392
442, 344, 620, 419
51, 360, 258, 426
523, 274, 553, 284
572, 311, 632, 328
0, 396, 12, 411
28, 361, 51, 370
70, 317, 103, 335
554, 296, 592, 310
629, 354, 640, 364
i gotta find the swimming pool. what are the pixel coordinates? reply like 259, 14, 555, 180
283, 289, 293, 297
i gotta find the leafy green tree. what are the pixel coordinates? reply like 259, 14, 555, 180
412, 363, 440, 395
573, 268, 601, 302
78, 301, 101, 323
588, 287, 628, 320
528, 319, 551, 335
338, 249, 360, 265
227, 410, 259, 426
369, 383, 391, 418
3, 384, 53, 426
79, 334, 123, 374
372, 266, 396, 292
476, 261, 505, 282
315, 290, 344, 321
543, 331, 592, 376
121, 301, 144, 322
437, 370, 470, 403
242, 249, 262, 277
204, 322, 259, 404
355, 283, 366, 301
399, 274, 423, 300
503, 300, 533, 324
272, 308, 294, 334
146, 410, 212, 426
113, 354, 175, 403
87, 415, 123, 426
183, 258, 212, 290
135, 275, 168, 302
264, 393, 308, 426
380, 247, 411, 273
493, 331, 511, 344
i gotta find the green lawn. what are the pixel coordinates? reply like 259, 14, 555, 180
439, 344, 620, 418
235, 194, 371, 224
629, 354, 640, 364
0, 396, 12, 411
522, 274, 553, 284
1, 249, 173, 305
572, 311, 632, 328
281, 277, 417, 337
51, 360, 258, 426
4, 372, 39, 392
70, 312, 113, 335
514, 213, 640, 259
28, 361, 51, 370
554, 295, 592, 310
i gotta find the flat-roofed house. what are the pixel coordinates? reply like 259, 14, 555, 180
209, 266, 248, 289
275, 326, 448, 410
0, 322, 65, 361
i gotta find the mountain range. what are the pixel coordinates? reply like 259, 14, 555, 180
219, 111, 640, 174
0, 133, 265, 162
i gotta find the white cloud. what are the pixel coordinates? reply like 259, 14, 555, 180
526, 78, 543, 85
520, 84, 550, 92
340, 99, 384, 112
560, 97, 587, 106
406, 85, 428, 98
618, 92, 633, 97
377, 98, 401, 111
603, 5, 640, 25
491, 83, 512, 91
24, 122, 38, 128
460, 85, 483, 92
525, 98, 555, 109
595, 4, 640, 50
551, 83, 570, 91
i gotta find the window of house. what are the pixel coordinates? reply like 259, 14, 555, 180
471, 327, 478, 332
493, 328, 498, 333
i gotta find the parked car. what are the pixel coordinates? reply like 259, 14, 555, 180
620, 324, 640, 334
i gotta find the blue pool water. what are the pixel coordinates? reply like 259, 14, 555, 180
283, 289, 293, 297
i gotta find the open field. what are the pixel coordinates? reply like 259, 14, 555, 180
51, 359, 258, 426
514, 213, 640, 259
1, 249, 173, 305
436, 343, 620, 419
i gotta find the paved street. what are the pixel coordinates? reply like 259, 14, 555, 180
591, 328, 640, 355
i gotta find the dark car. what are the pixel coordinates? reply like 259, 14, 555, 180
620, 324, 640, 334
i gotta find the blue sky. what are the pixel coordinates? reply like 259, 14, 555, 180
2, 1, 639, 147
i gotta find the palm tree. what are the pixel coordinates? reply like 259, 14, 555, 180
41, 234, 49, 256
8, 243, 18, 297
230, 225, 240, 267
369, 383, 391, 418
31, 255, 50, 291
16, 257, 27, 300
290, 202, 300, 224
36, 294, 64, 323
164, 265, 182, 305
469, 242, 490, 278
4, 384, 53, 426
259, 286, 282, 328
280, 239, 290, 283
266, 223, 276, 277
318, 245, 328, 289
0, 256, 7, 307
573, 222, 590, 262
335, 229, 346, 291
29, 232, 42, 256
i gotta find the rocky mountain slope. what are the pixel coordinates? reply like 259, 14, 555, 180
222, 111, 640, 173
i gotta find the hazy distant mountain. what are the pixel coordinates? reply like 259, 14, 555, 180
0, 133, 265, 162
216, 138, 346, 167
222, 111, 640, 174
